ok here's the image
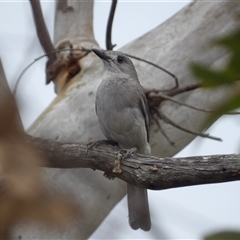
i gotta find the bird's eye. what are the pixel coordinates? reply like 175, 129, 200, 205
117, 56, 124, 63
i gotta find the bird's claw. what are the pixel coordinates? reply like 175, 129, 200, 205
87, 139, 118, 153
120, 147, 138, 160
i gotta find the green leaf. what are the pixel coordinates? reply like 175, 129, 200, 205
191, 63, 235, 87
214, 30, 240, 77
192, 27, 240, 88
191, 21, 240, 125
213, 30, 240, 53
204, 231, 240, 240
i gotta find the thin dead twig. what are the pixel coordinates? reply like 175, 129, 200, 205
158, 111, 222, 141
106, 0, 118, 50
150, 108, 175, 146
13, 48, 91, 95
126, 53, 179, 90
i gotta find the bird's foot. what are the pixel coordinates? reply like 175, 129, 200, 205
87, 139, 118, 153
120, 147, 138, 160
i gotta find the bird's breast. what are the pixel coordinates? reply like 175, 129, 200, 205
96, 79, 142, 143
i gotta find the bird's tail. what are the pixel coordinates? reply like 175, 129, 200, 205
127, 183, 151, 231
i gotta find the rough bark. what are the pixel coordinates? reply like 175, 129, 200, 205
27, 135, 240, 190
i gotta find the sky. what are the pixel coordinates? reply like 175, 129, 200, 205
0, 1, 240, 239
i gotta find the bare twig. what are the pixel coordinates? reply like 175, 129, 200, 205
29, 0, 56, 65
152, 93, 213, 113
145, 83, 201, 98
146, 82, 238, 142
158, 111, 222, 141
25, 135, 240, 190
106, 0, 118, 50
165, 83, 201, 96
146, 83, 212, 143
13, 48, 91, 95
126, 53, 179, 90
150, 108, 175, 146
146, 83, 201, 110
152, 93, 240, 114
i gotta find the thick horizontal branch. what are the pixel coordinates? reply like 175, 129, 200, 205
26, 135, 240, 190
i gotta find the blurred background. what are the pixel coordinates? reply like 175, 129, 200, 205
0, 1, 240, 239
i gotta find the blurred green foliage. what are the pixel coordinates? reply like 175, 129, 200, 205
204, 231, 240, 240
191, 23, 240, 124
192, 20, 240, 240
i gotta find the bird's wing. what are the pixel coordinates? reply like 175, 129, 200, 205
139, 88, 150, 142
95, 102, 98, 115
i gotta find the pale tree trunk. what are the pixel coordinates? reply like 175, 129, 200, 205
12, 0, 240, 239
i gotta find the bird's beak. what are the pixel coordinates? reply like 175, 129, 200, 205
92, 49, 110, 62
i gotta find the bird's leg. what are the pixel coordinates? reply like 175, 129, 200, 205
87, 139, 118, 152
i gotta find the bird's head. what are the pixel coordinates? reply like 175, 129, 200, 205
92, 49, 138, 80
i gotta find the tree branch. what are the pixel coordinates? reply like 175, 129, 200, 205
146, 83, 201, 108
26, 135, 240, 190
106, 0, 117, 50
29, 0, 56, 64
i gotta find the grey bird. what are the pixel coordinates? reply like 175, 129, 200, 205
92, 48, 151, 231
